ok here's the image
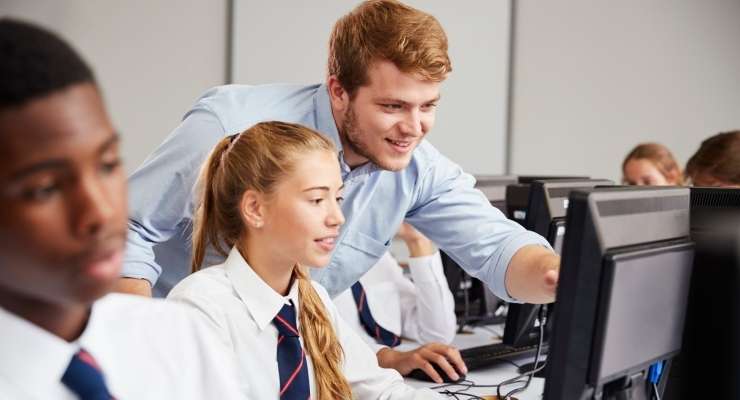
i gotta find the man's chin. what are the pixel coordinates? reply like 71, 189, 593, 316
369, 151, 414, 171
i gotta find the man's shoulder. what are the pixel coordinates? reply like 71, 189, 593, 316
190, 83, 323, 133
195, 83, 321, 106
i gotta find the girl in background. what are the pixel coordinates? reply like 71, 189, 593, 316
622, 142, 683, 186
685, 131, 740, 187
168, 121, 441, 399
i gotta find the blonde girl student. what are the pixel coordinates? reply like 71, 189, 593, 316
167, 121, 443, 399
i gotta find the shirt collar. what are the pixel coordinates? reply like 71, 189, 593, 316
223, 246, 301, 332
0, 305, 82, 397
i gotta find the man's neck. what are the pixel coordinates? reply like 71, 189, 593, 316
0, 290, 90, 342
337, 132, 369, 170
329, 98, 367, 170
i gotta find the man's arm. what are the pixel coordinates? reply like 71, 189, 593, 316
404, 143, 557, 304
122, 109, 226, 290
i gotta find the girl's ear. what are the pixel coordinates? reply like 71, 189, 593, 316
240, 189, 266, 229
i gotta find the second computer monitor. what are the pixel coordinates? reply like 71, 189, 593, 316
502, 179, 612, 347
544, 187, 694, 400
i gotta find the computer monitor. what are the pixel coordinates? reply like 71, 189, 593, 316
664, 187, 740, 399
505, 175, 589, 227
544, 187, 694, 400
502, 179, 612, 348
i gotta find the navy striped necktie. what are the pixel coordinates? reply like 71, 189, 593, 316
61, 349, 115, 400
351, 281, 401, 347
272, 300, 310, 399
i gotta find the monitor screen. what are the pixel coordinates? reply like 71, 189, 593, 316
592, 245, 693, 383
550, 219, 566, 256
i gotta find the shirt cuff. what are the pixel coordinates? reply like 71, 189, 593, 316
408, 252, 445, 284
491, 230, 553, 303
120, 261, 160, 287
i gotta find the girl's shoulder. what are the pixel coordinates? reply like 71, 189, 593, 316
167, 264, 231, 301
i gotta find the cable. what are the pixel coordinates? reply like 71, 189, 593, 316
652, 383, 661, 400
441, 305, 549, 399
496, 304, 548, 400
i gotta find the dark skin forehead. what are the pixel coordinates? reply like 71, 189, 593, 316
0, 83, 115, 181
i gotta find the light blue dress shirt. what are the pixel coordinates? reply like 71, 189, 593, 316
124, 83, 551, 300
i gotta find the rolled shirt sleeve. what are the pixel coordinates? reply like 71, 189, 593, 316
123, 109, 226, 285
404, 144, 553, 303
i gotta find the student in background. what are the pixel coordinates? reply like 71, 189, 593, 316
334, 222, 461, 383
685, 131, 740, 188
167, 122, 446, 399
622, 142, 683, 186
0, 19, 242, 399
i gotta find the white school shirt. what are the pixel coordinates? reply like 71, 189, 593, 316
0, 294, 244, 400
167, 246, 443, 400
333, 251, 456, 353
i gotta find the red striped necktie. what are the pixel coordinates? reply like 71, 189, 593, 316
351, 281, 401, 347
273, 300, 310, 399
61, 349, 116, 400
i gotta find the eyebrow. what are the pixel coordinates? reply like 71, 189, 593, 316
8, 132, 120, 182
302, 184, 345, 192
375, 95, 441, 105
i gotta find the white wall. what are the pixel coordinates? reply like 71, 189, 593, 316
233, 0, 512, 174
509, 0, 740, 181
5, 1, 740, 181
1, 0, 228, 173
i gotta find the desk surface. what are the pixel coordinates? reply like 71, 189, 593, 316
402, 325, 545, 399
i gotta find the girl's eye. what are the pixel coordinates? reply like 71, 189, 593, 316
100, 158, 122, 174
312, 198, 323, 205
336, 196, 344, 204
22, 183, 60, 202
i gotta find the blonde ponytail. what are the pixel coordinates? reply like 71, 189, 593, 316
295, 266, 353, 399
191, 136, 234, 272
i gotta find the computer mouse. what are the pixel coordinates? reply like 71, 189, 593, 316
406, 364, 466, 383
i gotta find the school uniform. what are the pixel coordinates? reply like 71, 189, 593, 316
168, 246, 443, 399
0, 294, 244, 400
333, 251, 456, 352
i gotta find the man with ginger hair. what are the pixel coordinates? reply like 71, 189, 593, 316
122, 0, 560, 380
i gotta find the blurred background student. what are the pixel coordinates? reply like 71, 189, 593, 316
333, 222, 460, 383
685, 131, 740, 188
622, 142, 683, 186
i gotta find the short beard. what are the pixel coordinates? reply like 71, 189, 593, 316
340, 104, 405, 172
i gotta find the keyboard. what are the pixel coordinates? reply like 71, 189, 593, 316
460, 342, 547, 371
